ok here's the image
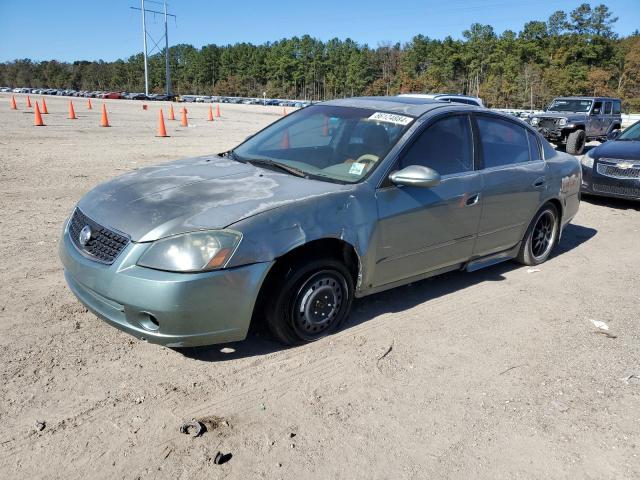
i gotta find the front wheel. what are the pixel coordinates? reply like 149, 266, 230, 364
565, 130, 586, 155
516, 204, 559, 266
265, 258, 354, 345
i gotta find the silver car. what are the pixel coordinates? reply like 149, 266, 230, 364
60, 96, 581, 347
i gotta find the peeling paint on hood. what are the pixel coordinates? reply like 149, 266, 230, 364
77, 155, 353, 242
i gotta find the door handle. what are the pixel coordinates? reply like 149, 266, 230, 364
465, 193, 480, 206
533, 178, 546, 188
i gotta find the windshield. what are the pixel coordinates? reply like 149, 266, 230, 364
618, 121, 640, 141
233, 105, 414, 183
547, 99, 593, 113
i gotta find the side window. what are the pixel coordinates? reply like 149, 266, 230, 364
527, 131, 542, 161
613, 101, 621, 114
399, 115, 473, 176
604, 102, 612, 115
592, 101, 603, 115
477, 116, 531, 168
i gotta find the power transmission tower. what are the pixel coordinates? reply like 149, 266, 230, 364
130, 0, 176, 96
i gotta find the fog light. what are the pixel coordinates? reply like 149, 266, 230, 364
138, 312, 160, 331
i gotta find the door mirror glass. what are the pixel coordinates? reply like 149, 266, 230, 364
389, 165, 441, 188
591, 108, 600, 115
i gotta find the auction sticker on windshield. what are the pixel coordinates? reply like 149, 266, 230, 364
368, 112, 413, 125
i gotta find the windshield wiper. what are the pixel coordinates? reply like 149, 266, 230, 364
221, 149, 246, 163
247, 158, 308, 178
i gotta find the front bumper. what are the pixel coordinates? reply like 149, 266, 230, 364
581, 164, 640, 201
59, 222, 273, 347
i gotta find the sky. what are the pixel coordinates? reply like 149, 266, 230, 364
0, 0, 638, 62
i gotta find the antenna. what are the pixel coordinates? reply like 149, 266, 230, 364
130, 0, 176, 96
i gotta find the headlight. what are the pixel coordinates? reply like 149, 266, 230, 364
581, 149, 594, 168
137, 230, 242, 272
530, 117, 539, 126
558, 118, 568, 126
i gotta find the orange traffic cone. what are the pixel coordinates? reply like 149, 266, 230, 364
34, 102, 45, 126
100, 104, 110, 127
168, 103, 175, 120
142, 104, 148, 110
156, 109, 168, 137
68, 100, 77, 119
41, 97, 49, 114
10, 96, 17, 110
87, 99, 92, 110
280, 129, 290, 149
207, 105, 214, 121
27, 96, 32, 108
215, 103, 220, 118
180, 108, 188, 127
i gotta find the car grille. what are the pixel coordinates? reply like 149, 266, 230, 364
596, 160, 640, 179
593, 183, 640, 198
538, 118, 559, 129
69, 208, 129, 264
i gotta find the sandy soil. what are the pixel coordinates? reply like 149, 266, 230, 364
0, 94, 639, 480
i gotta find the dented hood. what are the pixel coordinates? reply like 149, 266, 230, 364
77, 154, 352, 242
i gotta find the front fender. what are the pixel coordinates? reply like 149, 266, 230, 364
225, 184, 378, 287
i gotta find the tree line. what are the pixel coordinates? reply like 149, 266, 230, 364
1, 3, 639, 110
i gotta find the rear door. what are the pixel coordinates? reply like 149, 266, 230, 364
473, 114, 547, 256
603, 101, 613, 133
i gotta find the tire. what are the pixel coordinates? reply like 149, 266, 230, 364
516, 204, 559, 266
265, 258, 354, 345
565, 130, 586, 155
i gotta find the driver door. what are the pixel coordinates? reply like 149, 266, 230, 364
373, 114, 483, 287
588, 101, 604, 136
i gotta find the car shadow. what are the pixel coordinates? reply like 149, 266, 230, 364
176, 222, 597, 362
581, 194, 640, 211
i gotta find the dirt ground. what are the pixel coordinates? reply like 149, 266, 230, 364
0, 94, 639, 480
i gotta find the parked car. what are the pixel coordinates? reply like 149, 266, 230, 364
580, 120, 640, 201
528, 97, 622, 155
60, 96, 580, 347
399, 93, 485, 107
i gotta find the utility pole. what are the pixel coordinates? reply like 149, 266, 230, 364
141, 0, 149, 96
131, 1, 176, 96
163, 0, 171, 96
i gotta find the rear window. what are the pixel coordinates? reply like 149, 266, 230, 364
613, 101, 621, 114
477, 116, 531, 168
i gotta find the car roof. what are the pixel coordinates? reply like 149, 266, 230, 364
554, 96, 620, 101
320, 96, 482, 117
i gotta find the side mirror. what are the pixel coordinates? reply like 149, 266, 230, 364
389, 165, 441, 188
591, 108, 600, 115
607, 129, 621, 140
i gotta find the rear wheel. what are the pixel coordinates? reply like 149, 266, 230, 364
516, 204, 559, 266
265, 258, 354, 345
565, 130, 586, 155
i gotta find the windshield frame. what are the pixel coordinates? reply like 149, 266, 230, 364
231, 104, 417, 184
547, 98, 593, 113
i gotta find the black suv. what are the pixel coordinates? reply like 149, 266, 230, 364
528, 97, 622, 155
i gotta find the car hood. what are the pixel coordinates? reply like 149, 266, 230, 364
533, 112, 587, 122
591, 140, 640, 160
77, 154, 353, 242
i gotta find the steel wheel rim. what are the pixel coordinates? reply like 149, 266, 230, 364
531, 211, 556, 259
293, 271, 345, 339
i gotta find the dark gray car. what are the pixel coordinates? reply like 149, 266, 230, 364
59, 96, 581, 347
529, 97, 622, 155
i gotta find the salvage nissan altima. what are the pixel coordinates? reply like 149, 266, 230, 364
60, 96, 581, 347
